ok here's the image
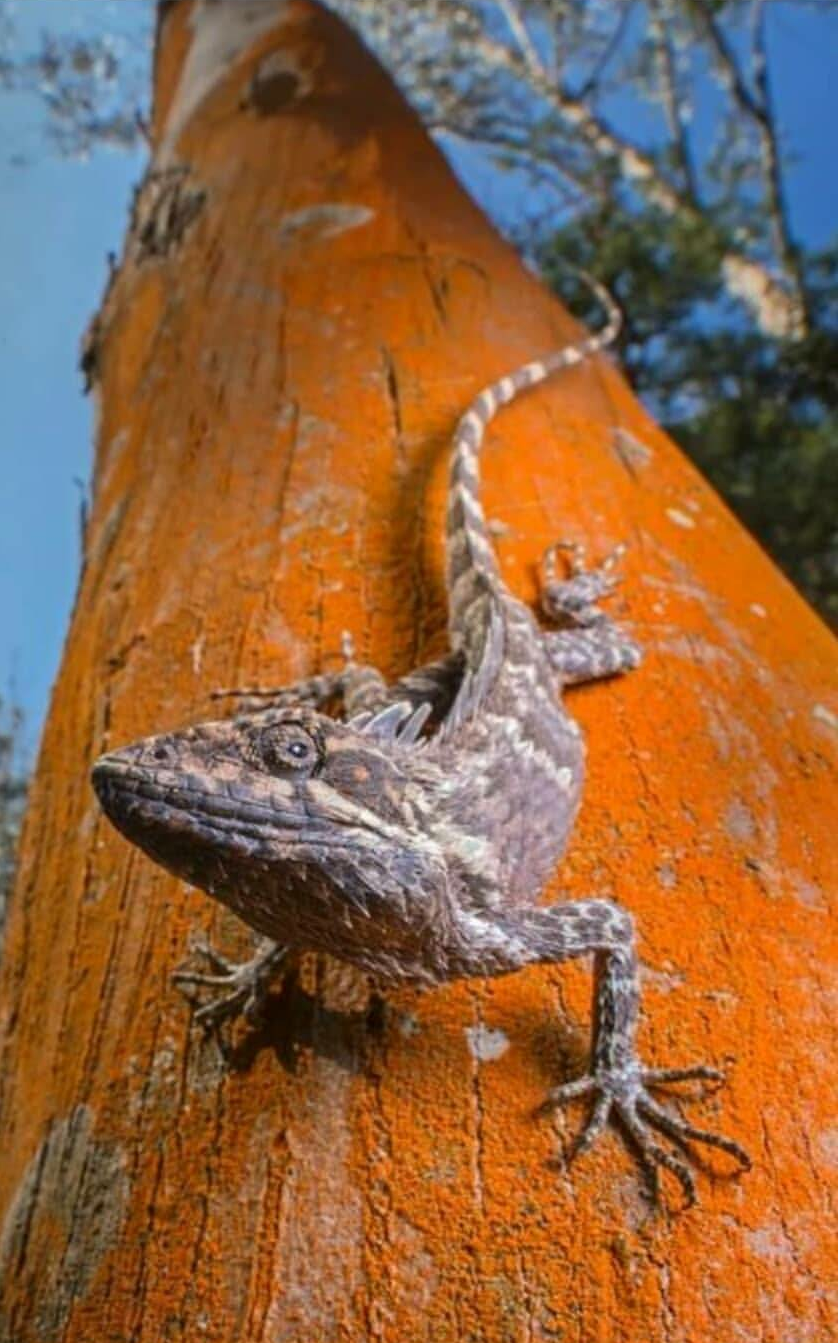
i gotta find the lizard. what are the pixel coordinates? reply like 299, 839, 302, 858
91, 280, 750, 1205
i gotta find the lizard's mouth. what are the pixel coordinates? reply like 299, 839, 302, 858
91, 755, 313, 853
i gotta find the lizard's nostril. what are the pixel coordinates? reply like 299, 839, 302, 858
152, 743, 172, 762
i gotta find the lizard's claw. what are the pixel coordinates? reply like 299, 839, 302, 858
173, 936, 287, 1031
545, 1061, 751, 1207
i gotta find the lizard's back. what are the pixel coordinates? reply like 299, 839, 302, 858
426, 590, 585, 909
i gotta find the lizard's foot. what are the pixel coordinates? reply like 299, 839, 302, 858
208, 674, 341, 715
173, 936, 287, 1031
545, 1060, 751, 1206
208, 635, 359, 714
540, 539, 627, 626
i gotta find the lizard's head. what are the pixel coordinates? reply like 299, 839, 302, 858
91, 702, 446, 943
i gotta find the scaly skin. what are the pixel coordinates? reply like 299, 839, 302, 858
92, 283, 750, 1205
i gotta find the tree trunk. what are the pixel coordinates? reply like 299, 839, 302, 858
0, 2, 835, 1340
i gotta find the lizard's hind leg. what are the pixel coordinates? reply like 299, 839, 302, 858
540, 539, 626, 626
476, 901, 750, 1205
208, 632, 389, 719
209, 670, 345, 715
539, 541, 642, 684
542, 627, 641, 686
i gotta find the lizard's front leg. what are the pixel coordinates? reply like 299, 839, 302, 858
347, 652, 465, 730
173, 935, 288, 1032
540, 539, 627, 625
471, 901, 750, 1204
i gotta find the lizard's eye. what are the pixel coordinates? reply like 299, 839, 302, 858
258, 723, 319, 774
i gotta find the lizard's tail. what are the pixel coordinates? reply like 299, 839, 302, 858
445, 272, 621, 651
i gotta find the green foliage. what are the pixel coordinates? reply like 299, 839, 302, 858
538, 210, 838, 621
0, 695, 28, 938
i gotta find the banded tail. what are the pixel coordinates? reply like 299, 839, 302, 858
445, 273, 621, 657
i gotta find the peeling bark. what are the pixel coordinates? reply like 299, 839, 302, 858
0, 2, 835, 1340
0, 1107, 129, 1343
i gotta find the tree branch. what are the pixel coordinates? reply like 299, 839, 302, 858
689, 0, 807, 333
574, 0, 636, 99
462, 24, 808, 338
430, 119, 594, 208
340, 0, 808, 339
648, 0, 698, 202
749, 0, 808, 330
494, 0, 546, 79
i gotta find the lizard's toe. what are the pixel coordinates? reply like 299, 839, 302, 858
545, 1060, 750, 1206
173, 937, 287, 1032
635, 1090, 752, 1170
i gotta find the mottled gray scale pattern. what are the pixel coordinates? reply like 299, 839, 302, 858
544, 628, 642, 685
92, 282, 749, 1204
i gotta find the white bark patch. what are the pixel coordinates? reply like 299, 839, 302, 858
97, 427, 130, 496
724, 796, 756, 843
639, 964, 685, 993
191, 634, 205, 675
742, 1220, 799, 1264
817, 1125, 838, 1169
397, 1011, 421, 1037
160, 0, 291, 164
656, 861, 677, 890
464, 1023, 510, 1061
812, 703, 838, 734
612, 425, 653, 470
789, 871, 825, 911
722, 254, 806, 341
278, 203, 375, 246
487, 518, 512, 538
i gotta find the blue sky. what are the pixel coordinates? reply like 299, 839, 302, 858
0, 0, 836, 757
0, 0, 147, 755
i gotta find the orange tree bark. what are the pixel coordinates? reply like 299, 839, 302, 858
1, 2, 836, 1340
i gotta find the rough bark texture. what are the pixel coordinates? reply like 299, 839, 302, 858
0, 2, 835, 1340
